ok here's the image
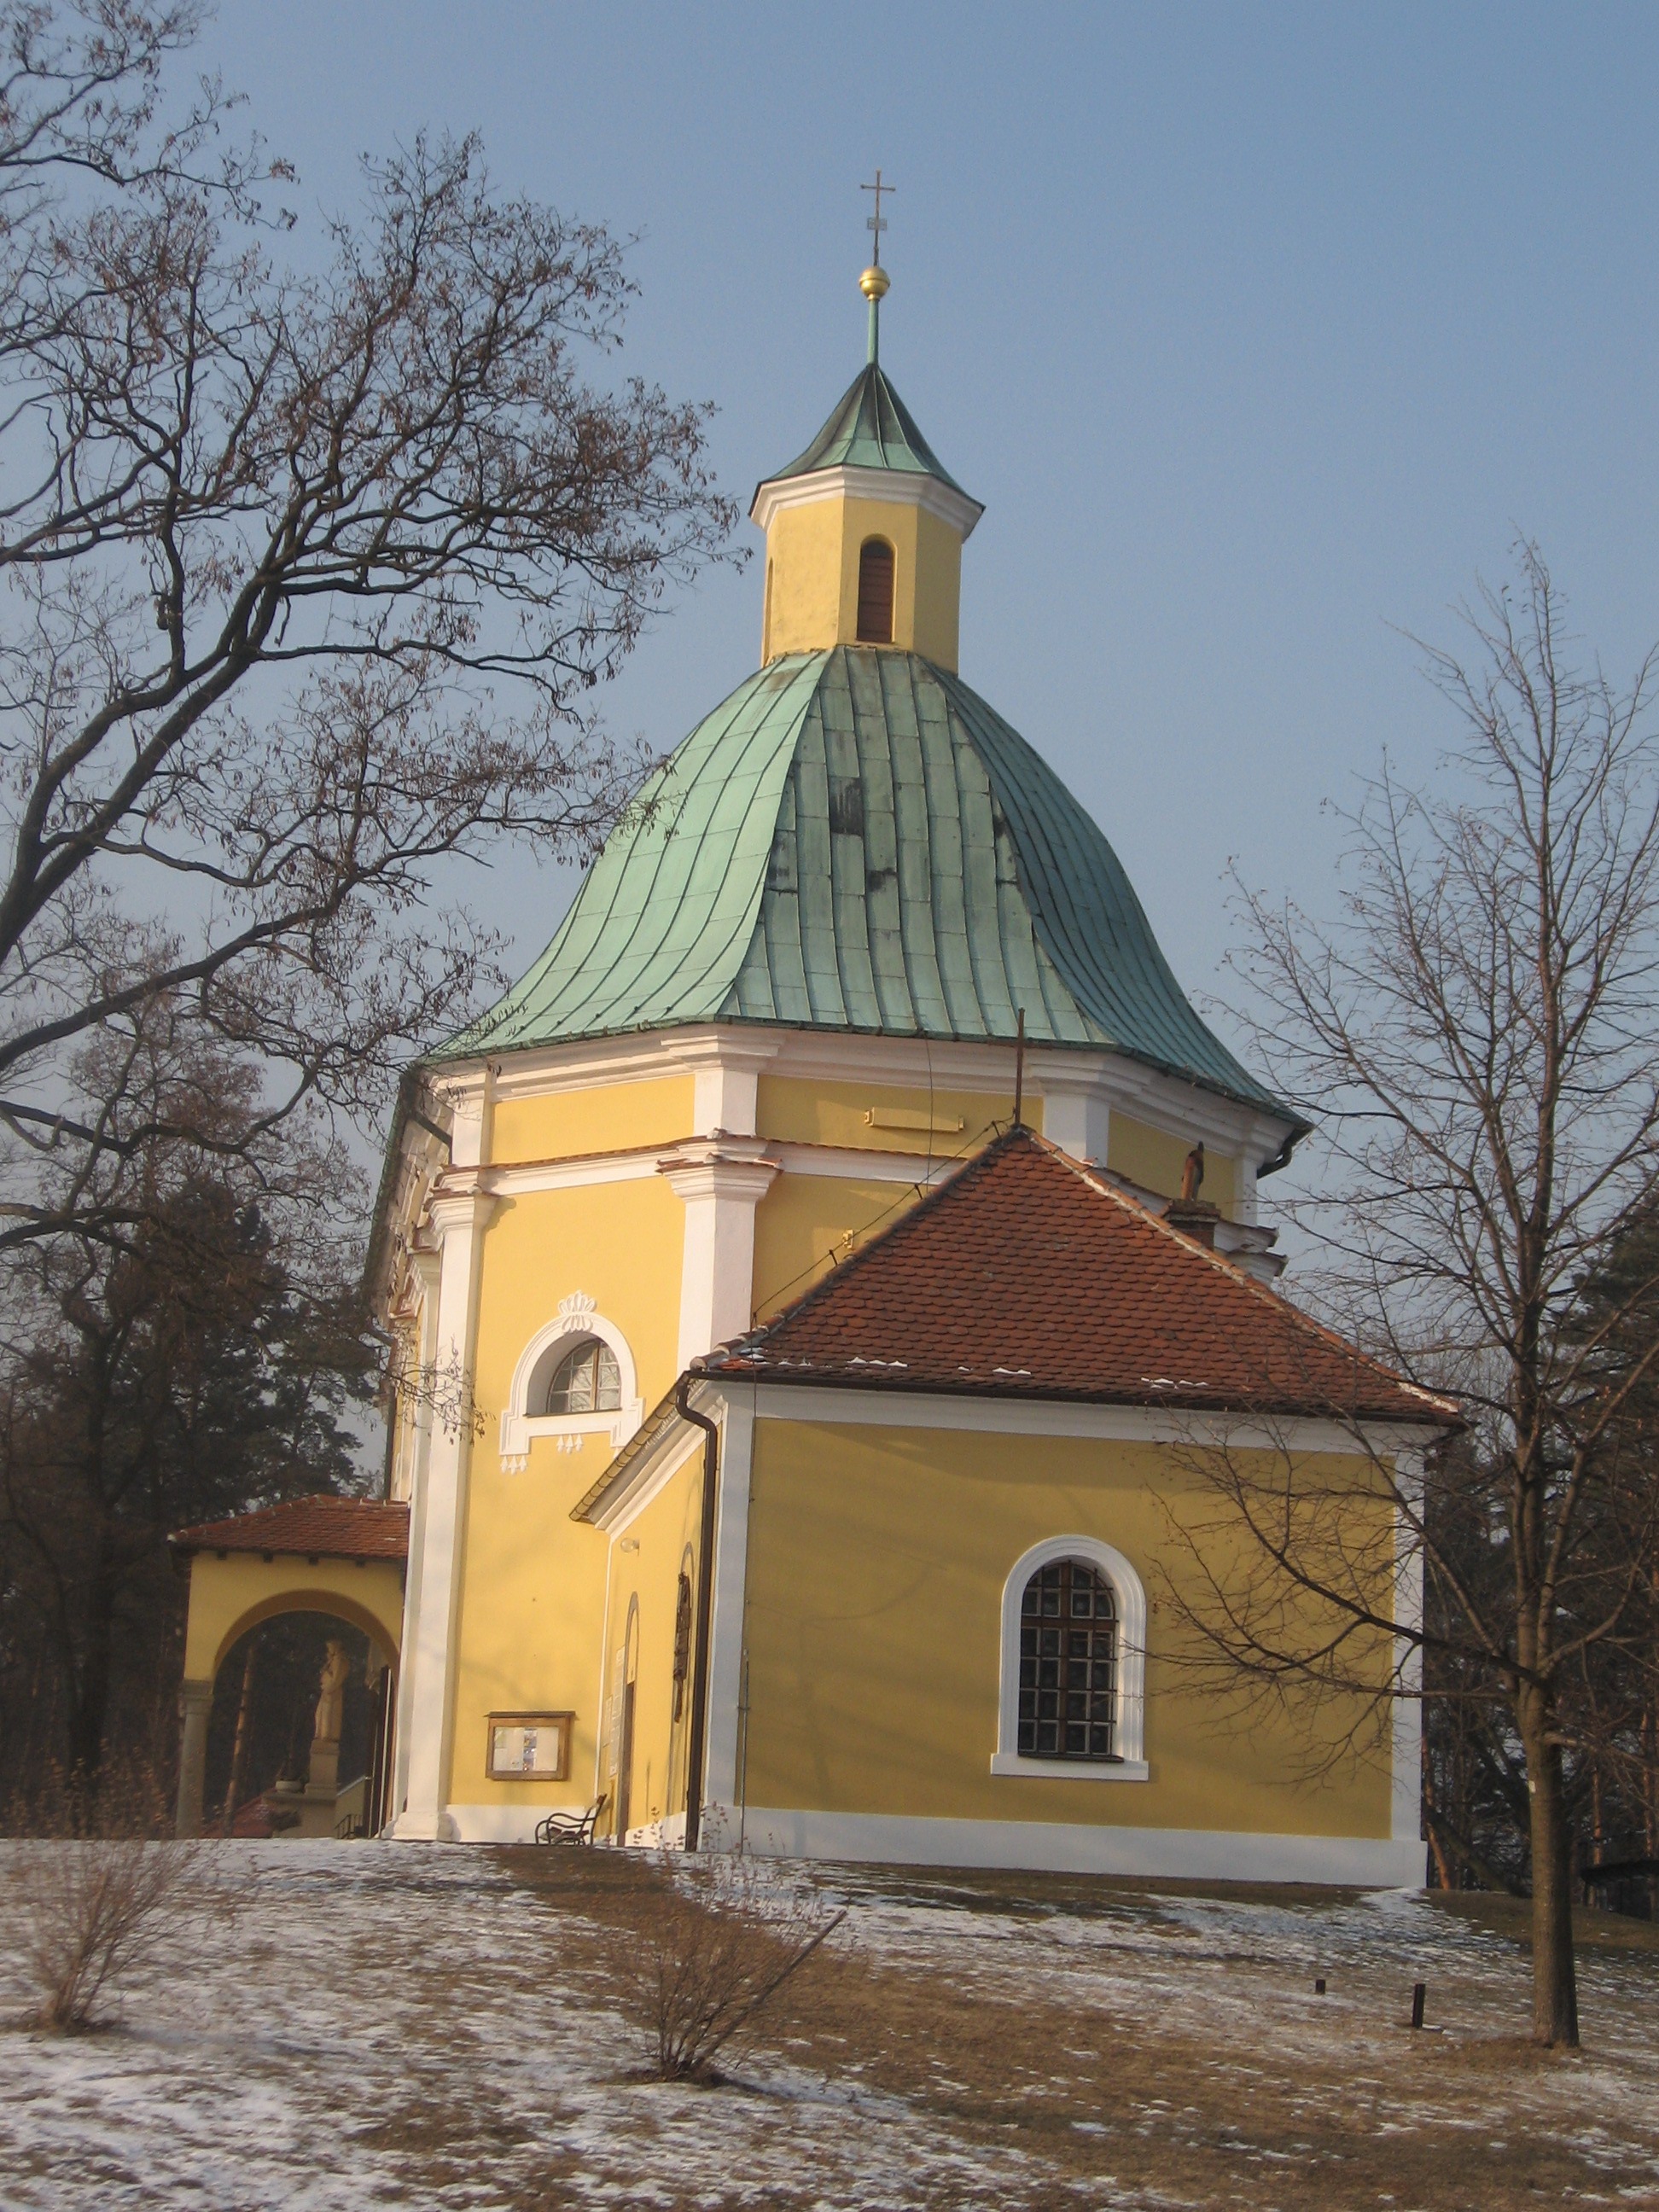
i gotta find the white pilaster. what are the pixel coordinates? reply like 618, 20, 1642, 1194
659, 1139, 780, 1370
701, 1390, 756, 1821
1392, 1447, 1428, 1867
391, 1185, 497, 1841
679, 1035, 778, 1138
389, 1245, 441, 1827
437, 1069, 492, 1169
1037, 1071, 1110, 1163
1236, 1153, 1260, 1226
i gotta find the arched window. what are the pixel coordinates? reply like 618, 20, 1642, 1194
1018, 1556, 1117, 1760
856, 536, 894, 643
992, 1536, 1150, 1779
498, 1293, 644, 1470
540, 1334, 620, 1417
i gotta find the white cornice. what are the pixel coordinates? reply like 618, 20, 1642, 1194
584, 1423, 704, 1534
749, 463, 983, 541
574, 1377, 723, 1529
656, 1136, 782, 1206
693, 1379, 1443, 1456
424, 1025, 1295, 1159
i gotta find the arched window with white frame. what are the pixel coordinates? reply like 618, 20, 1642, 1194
498, 1293, 643, 1470
539, 1335, 620, 1417
991, 1536, 1150, 1780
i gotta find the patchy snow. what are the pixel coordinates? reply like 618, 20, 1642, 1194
0, 1842, 1063, 2210
0, 1841, 1656, 2210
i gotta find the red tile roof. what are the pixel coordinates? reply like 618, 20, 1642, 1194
701, 1129, 1452, 1428
171, 1495, 409, 1560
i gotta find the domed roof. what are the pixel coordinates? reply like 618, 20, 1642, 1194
441, 648, 1285, 1119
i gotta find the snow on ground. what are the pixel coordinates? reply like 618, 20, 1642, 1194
0, 1840, 1656, 2210
0, 1842, 1058, 2211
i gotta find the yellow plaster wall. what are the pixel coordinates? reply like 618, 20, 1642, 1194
738, 1417, 1394, 1839
489, 1077, 695, 1166
182, 1555, 404, 1683
763, 501, 843, 663
758, 1074, 1004, 1155
762, 492, 963, 669
600, 1448, 703, 1837
1109, 1114, 1238, 1215
751, 1168, 929, 1327
444, 1175, 687, 1807
910, 507, 963, 667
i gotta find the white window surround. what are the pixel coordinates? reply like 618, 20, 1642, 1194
498, 1293, 644, 1471
992, 1535, 1150, 1780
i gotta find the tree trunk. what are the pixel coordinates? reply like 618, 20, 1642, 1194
1522, 1698, 1580, 2046
64, 1546, 118, 1797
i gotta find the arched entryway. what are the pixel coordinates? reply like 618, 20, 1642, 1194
207, 1612, 392, 1839
170, 1497, 407, 1838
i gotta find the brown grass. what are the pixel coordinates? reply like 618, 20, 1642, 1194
618, 1852, 844, 2080
505, 1848, 1659, 2211
11, 1838, 245, 2034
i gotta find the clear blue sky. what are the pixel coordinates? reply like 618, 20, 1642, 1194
203, 1, 1659, 1068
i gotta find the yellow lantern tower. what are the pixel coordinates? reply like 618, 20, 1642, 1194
753, 174, 982, 670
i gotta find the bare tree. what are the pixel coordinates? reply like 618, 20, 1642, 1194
14, 1833, 243, 2031
0, 995, 375, 1796
0, 2, 736, 1260
1175, 546, 1659, 2047
620, 1854, 845, 2082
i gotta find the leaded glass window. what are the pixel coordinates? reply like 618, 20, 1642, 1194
1017, 1557, 1118, 1761
542, 1336, 621, 1416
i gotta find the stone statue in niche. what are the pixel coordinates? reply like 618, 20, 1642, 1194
313, 1639, 350, 1744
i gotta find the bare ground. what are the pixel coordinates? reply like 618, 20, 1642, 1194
0, 1837, 1653, 2209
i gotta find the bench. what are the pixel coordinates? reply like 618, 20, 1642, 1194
534, 1795, 607, 1847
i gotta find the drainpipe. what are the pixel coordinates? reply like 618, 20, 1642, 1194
676, 1371, 719, 1853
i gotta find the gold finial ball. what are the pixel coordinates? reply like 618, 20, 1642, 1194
859, 263, 890, 302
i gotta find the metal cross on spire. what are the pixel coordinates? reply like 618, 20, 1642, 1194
859, 170, 894, 364
861, 167, 894, 265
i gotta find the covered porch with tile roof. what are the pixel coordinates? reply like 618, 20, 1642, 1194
170, 1497, 409, 1838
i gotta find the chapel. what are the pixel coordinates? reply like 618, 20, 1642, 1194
172, 237, 1448, 1883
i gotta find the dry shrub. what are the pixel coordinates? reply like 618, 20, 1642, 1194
12, 1838, 247, 2034
624, 1854, 846, 2082
1, 1754, 172, 1842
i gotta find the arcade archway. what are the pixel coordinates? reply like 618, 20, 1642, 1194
170, 1496, 408, 1837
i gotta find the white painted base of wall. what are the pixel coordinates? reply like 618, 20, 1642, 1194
731, 1806, 1428, 1889
410, 1802, 1426, 1886
387, 1808, 460, 1842
443, 1802, 569, 1843
436, 1803, 691, 1847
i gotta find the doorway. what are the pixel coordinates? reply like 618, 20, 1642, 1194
614, 1597, 640, 1841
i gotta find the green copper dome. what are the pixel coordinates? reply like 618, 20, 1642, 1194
759, 363, 978, 508
440, 648, 1284, 1119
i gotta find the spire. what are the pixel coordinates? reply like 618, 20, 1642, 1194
748, 189, 983, 671
859, 167, 894, 364
860, 261, 889, 364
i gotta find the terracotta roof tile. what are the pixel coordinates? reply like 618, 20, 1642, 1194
702, 1130, 1452, 1428
171, 1495, 409, 1560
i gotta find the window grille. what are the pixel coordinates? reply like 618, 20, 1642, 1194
1018, 1557, 1118, 1761
541, 1335, 621, 1416
856, 537, 894, 643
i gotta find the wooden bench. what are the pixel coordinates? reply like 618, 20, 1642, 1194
534, 1795, 607, 1847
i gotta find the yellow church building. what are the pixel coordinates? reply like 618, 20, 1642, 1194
173, 253, 1450, 1883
